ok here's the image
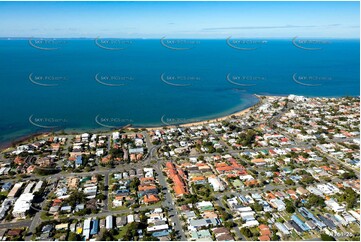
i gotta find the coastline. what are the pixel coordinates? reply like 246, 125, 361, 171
130, 94, 262, 131
2, 93, 358, 151
0, 95, 262, 151
141, 104, 257, 131
0, 131, 52, 151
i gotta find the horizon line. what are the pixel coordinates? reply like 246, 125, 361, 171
1, 37, 360, 40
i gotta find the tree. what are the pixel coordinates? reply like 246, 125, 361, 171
270, 165, 280, 172
336, 187, 358, 209
237, 129, 257, 146
301, 176, 315, 184
285, 199, 295, 213
96, 193, 106, 200
220, 211, 232, 221
253, 202, 263, 212
68, 232, 81, 241
307, 194, 325, 207
224, 221, 235, 230
284, 179, 295, 186
240, 227, 253, 238
130, 177, 140, 192
34, 167, 59, 176
340, 171, 357, 180
99, 229, 119, 241
65, 190, 86, 208
142, 235, 159, 241
0, 194, 7, 201
286, 205, 295, 213
320, 234, 335, 241
271, 234, 280, 241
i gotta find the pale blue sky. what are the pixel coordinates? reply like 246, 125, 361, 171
0, 1, 359, 38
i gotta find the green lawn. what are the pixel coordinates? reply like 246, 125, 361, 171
40, 212, 54, 220
114, 224, 131, 240
140, 201, 162, 208
279, 211, 291, 221
231, 179, 242, 190
290, 230, 301, 241
0, 191, 9, 197
109, 205, 128, 211
302, 231, 319, 240
349, 223, 360, 234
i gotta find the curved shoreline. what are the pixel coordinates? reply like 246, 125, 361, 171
0, 95, 262, 151
139, 94, 261, 131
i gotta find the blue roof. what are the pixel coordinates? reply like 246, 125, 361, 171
298, 207, 326, 228
238, 195, 248, 203
2, 182, 12, 190
195, 180, 207, 185
275, 222, 290, 235
152, 230, 169, 237
90, 219, 99, 235
61, 206, 72, 211
349, 160, 359, 165
116, 189, 129, 194
76, 156, 83, 165
291, 214, 310, 231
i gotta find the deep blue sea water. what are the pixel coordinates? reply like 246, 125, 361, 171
0, 39, 359, 146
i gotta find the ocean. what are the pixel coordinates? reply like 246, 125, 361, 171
0, 39, 359, 146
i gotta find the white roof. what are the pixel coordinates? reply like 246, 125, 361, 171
13, 193, 34, 213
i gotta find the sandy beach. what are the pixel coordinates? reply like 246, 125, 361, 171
140, 106, 253, 131
140, 94, 262, 131
1, 95, 263, 150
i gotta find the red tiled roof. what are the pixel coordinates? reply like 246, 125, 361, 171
144, 194, 159, 204
258, 235, 270, 241
138, 185, 157, 191
174, 184, 187, 196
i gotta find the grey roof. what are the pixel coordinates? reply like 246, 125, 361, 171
189, 218, 220, 227
116, 216, 127, 226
